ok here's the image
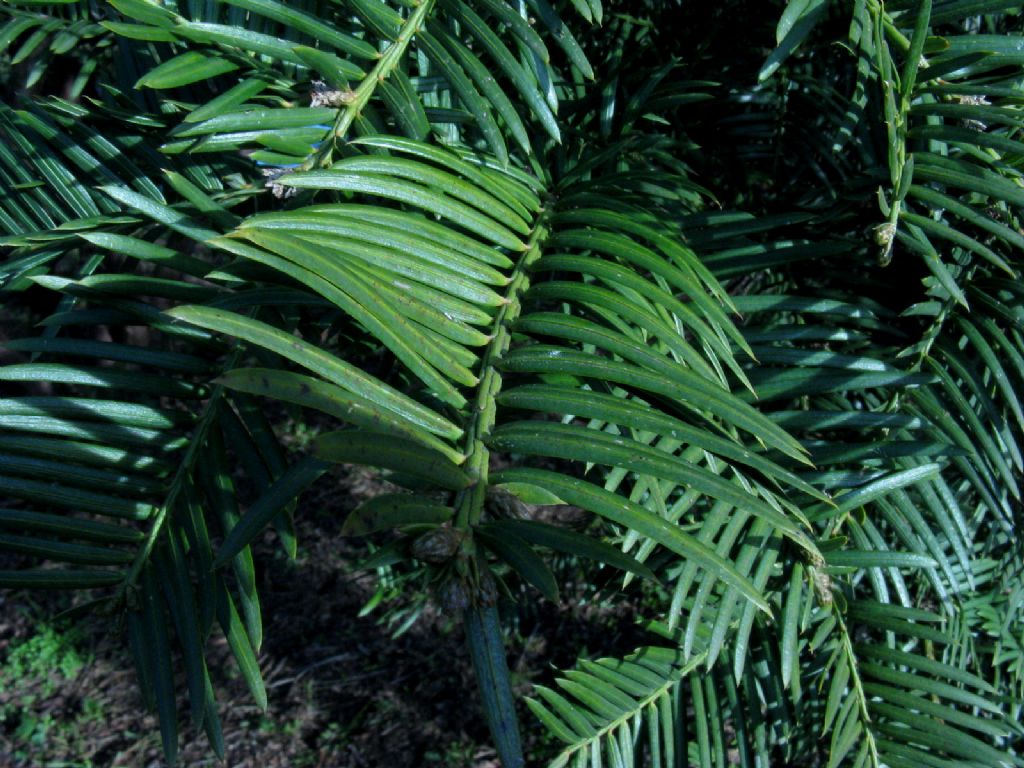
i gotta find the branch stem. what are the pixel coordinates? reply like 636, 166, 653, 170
454, 205, 551, 531
307, 0, 435, 168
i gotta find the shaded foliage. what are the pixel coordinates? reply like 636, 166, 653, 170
1, 0, 1024, 766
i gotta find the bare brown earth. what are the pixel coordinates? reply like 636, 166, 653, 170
0, 466, 643, 768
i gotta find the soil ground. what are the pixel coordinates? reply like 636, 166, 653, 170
0, 466, 644, 768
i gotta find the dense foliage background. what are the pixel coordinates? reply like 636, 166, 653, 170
2, 0, 1024, 766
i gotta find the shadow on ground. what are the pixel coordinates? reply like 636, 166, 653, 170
0, 466, 648, 768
